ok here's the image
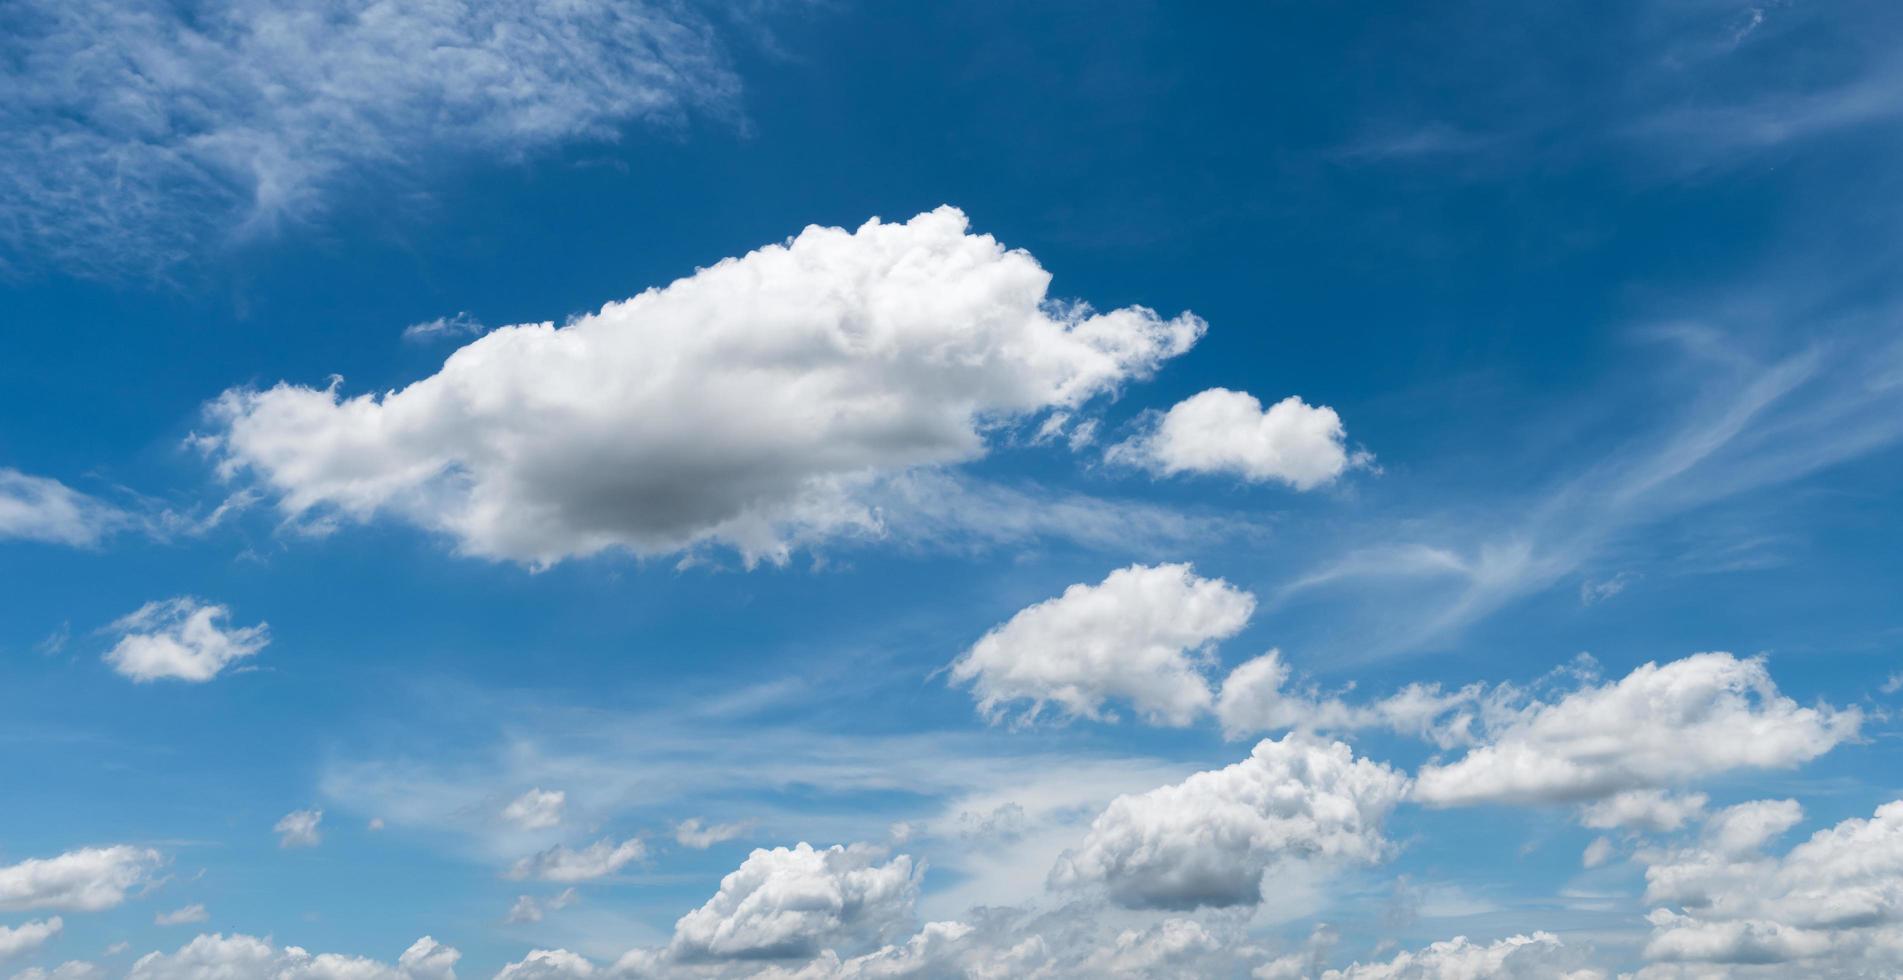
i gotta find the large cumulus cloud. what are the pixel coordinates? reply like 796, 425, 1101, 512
207, 207, 1204, 566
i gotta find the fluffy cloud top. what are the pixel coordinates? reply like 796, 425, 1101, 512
1320, 932, 1606, 980
507, 837, 645, 883
1109, 388, 1365, 489
104, 597, 270, 683
126, 934, 458, 980
502, 789, 567, 831
1049, 735, 1409, 910
494, 949, 596, 980
0, 917, 61, 961
0, 845, 161, 912
667, 843, 920, 962
1413, 653, 1858, 806
0, 0, 736, 276
950, 562, 1254, 726
207, 207, 1204, 566
1638, 799, 1903, 975
275, 809, 323, 848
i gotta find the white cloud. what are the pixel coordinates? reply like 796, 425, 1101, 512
666, 843, 920, 962
1413, 653, 1858, 806
1579, 572, 1637, 605
125, 933, 458, 980
1109, 388, 1367, 489
1637, 799, 1903, 975
1582, 836, 1617, 869
495, 949, 595, 980
949, 562, 1254, 726
675, 819, 751, 850
7, 963, 100, 980
0, 846, 161, 912
1049, 735, 1409, 910
1215, 649, 1479, 745
729, 920, 993, 980
103, 598, 270, 684
153, 904, 207, 927
1580, 791, 1709, 833
506, 837, 645, 883
1273, 336, 1903, 659
1700, 799, 1805, 858
206, 207, 1204, 567
626, 903, 1291, 979
0, 0, 737, 276
1882, 672, 1902, 695
0, 469, 126, 546
1320, 931, 1607, 979
503, 888, 577, 925
275, 809, 323, 848
501, 789, 566, 831
0, 918, 61, 961
402, 313, 485, 344
1075, 918, 1239, 977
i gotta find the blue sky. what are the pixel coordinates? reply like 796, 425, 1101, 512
2, 1, 1902, 977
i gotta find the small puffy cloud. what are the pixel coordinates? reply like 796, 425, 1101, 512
667, 843, 920, 961
275, 809, 323, 848
1215, 649, 1479, 746
504, 889, 577, 925
103, 598, 269, 683
0, 917, 61, 961
1049, 735, 1409, 910
1583, 836, 1617, 869
674, 819, 750, 850
207, 207, 1203, 567
1413, 653, 1858, 806
1580, 791, 1709, 833
949, 562, 1255, 726
507, 838, 645, 883
0, 469, 125, 546
502, 789, 566, 831
1637, 799, 1903, 974
494, 949, 595, 980
153, 904, 207, 927
0, 845, 161, 912
1320, 931, 1607, 979
1108, 388, 1367, 489
125, 933, 458, 980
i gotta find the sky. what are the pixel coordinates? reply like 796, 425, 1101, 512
2, 1, 1903, 978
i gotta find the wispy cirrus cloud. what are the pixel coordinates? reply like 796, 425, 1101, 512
0, 0, 739, 278
0, 468, 129, 547
1276, 324, 1903, 659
